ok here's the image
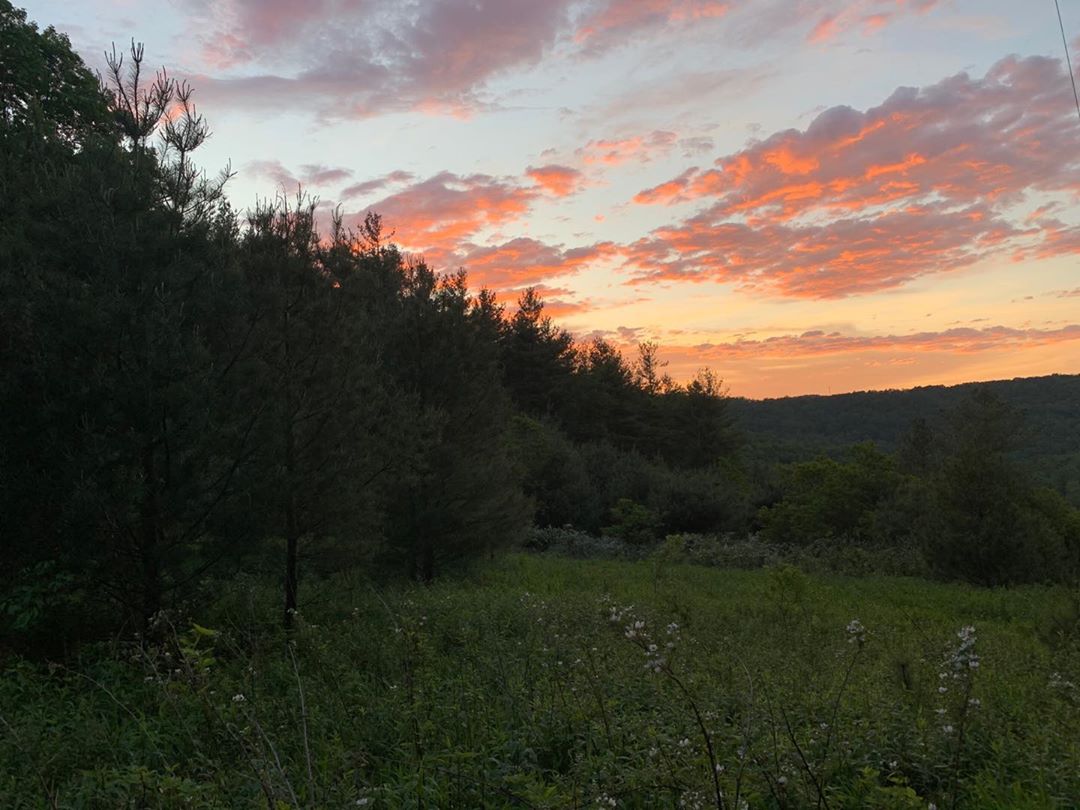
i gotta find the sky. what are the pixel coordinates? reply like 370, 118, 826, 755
21, 0, 1080, 398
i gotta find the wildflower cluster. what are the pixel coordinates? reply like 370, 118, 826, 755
947, 626, 979, 675
936, 625, 980, 735
677, 788, 704, 809
613, 607, 680, 674
846, 618, 867, 647
605, 598, 635, 625
1049, 671, 1076, 691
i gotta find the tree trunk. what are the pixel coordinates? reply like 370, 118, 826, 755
283, 428, 298, 627
284, 512, 298, 627
419, 542, 435, 584
282, 306, 299, 628
139, 442, 162, 633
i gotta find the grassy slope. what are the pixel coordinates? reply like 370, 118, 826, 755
2, 555, 1078, 808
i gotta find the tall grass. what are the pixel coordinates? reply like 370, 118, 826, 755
1, 555, 1078, 808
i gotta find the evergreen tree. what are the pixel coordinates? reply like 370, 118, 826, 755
239, 199, 400, 624
502, 288, 577, 418
1, 29, 248, 636
384, 266, 529, 581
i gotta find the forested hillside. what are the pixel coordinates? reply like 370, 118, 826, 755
731, 375, 1080, 502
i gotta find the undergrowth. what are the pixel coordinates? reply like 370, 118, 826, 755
1, 555, 1078, 808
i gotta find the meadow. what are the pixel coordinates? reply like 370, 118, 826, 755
2, 554, 1078, 809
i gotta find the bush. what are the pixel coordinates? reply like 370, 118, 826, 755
667, 532, 784, 569
602, 498, 661, 546
521, 526, 644, 559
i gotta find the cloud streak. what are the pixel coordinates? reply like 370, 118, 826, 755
684, 323, 1080, 360
246, 160, 353, 189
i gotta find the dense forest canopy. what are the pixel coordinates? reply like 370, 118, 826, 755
1, 2, 1078, 656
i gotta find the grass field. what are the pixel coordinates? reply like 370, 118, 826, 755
2, 555, 1079, 808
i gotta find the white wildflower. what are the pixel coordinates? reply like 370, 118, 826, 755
846, 618, 866, 645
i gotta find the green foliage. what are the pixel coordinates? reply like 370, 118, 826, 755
758, 443, 902, 545
509, 416, 600, 529
2, 555, 1078, 807
928, 390, 1080, 585
765, 563, 810, 623
0, 562, 77, 636
753, 393, 1080, 586
0, 1, 113, 144
603, 498, 661, 546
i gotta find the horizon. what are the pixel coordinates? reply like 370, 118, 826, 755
728, 370, 1079, 402
20, 0, 1080, 398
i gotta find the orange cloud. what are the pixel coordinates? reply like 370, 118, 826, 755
575, 0, 730, 48
625, 55, 1080, 297
525, 164, 584, 197
685, 324, 1080, 359
358, 172, 538, 254
578, 130, 678, 165
807, 0, 938, 44
808, 14, 840, 43
438, 237, 619, 290
622, 203, 1029, 298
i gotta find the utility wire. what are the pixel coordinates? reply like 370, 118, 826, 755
1055, 0, 1080, 122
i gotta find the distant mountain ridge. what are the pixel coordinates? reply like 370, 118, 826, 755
730, 374, 1080, 501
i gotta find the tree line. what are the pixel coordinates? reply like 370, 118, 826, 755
0, 10, 739, 649
3, 5, 1079, 656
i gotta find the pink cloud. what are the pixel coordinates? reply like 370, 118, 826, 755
578, 130, 678, 165
806, 0, 939, 44
337, 169, 613, 292
441, 237, 618, 290
187, 0, 944, 120
525, 164, 585, 197
193, 0, 577, 119
341, 171, 416, 200
245, 160, 353, 189
808, 14, 840, 43
622, 203, 1028, 298
574, 0, 731, 50
356, 171, 538, 253
624, 55, 1080, 297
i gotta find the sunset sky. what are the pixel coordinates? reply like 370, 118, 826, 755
23, 0, 1080, 397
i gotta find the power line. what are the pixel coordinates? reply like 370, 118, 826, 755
1055, 0, 1080, 122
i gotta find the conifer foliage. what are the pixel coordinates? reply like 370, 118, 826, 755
0, 9, 740, 644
